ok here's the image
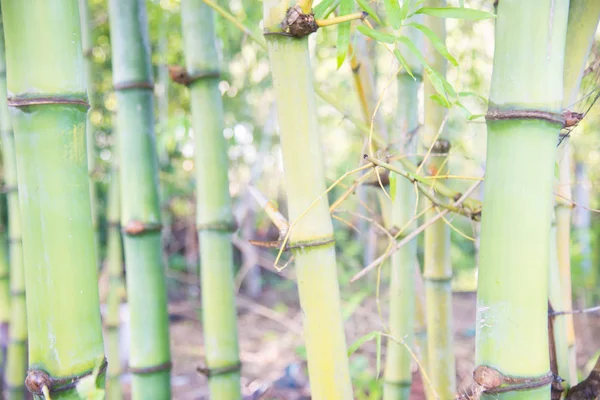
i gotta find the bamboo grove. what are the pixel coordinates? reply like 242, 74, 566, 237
0, 0, 597, 399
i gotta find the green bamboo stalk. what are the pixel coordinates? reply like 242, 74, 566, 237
105, 142, 124, 400
555, 1, 600, 387
474, 1, 569, 399
180, 0, 241, 398
0, 0, 106, 398
107, 0, 172, 398
383, 22, 423, 399
263, 2, 353, 398
0, 10, 26, 399
78, 0, 99, 262
422, 2, 455, 397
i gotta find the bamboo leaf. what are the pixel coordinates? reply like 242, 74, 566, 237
414, 7, 496, 20
356, 0, 382, 24
393, 49, 415, 79
357, 25, 398, 44
337, 0, 354, 68
384, 0, 404, 29
348, 331, 379, 356
314, 0, 339, 19
458, 91, 489, 105
407, 22, 458, 66
456, 100, 484, 120
400, 0, 412, 20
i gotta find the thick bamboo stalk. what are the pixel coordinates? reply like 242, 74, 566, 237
263, 2, 353, 398
422, 2, 455, 397
556, 1, 600, 387
105, 143, 124, 400
383, 23, 423, 398
0, 11, 26, 399
78, 0, 99, 261
180, 1, 241, 398
0, 0, 106, 398
474, 1, 569, 399
107, 0, 172, 398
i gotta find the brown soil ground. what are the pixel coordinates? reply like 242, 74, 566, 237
115, 289, 600, 399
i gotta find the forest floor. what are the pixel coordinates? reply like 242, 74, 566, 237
114, 286, 600, 399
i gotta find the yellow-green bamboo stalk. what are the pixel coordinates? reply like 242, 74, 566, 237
474, 1, 569, 399
384, 18, 424, 399
0, 9, 26, 399
263, 2, 353, 398
555, 1, 600, 387
422, 2, 455, 397
107, 0, 172, 397
1, 1, 106, 398
105, 142, 124, 400
180, 0, 242, 398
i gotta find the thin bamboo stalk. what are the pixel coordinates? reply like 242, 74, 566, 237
555, 1, 600, 387
0, 0, 106, 398
383, 20, 423, 398
474, 1, 569, 399
262, 2, 353, 398
78, 0, 99, 262
180, 0, 241, 398
0, 10, 26, 399
107, 0, 172, 397
422, 1, 455, 397
105, 143, 124, 400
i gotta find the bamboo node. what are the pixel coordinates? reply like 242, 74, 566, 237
485, 109, 564, 126
122, 220, 162, 236
7, 96, 90, 109
25, 358, 107, 396
249, 235, 335, 251
1, 185, 17, 194
197, 361, 241, 378
130, 361, 173, 375
197, 220, 238, 233
168, 65, 221, 86
473, 365, 554, 394
113, 80, 154, 91
281, 5, 318, 38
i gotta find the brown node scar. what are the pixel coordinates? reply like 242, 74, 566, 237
473, 365, 553, 394
25, 359, 108, 396
563, 110, 584, 129
168, 65, 220, 86
281, 5, 318, 38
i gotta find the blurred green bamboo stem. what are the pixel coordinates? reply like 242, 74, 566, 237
78, 0, 99, 263
383, 19, 423, 395
180, 0, 242, 398
1, 1, 106, 398
555, 1, 600, 387
0, 10, 26, 399
105, 143, 124, 400
549, 215, 569, 392
475, 1, 569, 399
263, 2, 353, 398
108, 0, 172, 398
422, 2, 455, 397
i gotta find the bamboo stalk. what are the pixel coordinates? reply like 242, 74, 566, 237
180, 0, 242, 398
0, 0, 106, 398
78, 0, 99, 262
105, 142, 124, 400
262, 2, 353, 398
555, 1, 600, 387
421, 2, 455, 397
383, 17, 423, 399
474, 1, 569, 399
107, 0, 172, 397
0, 10, 26, 399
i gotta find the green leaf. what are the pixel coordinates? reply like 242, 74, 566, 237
407, 22, 458, 66
400, 0, 412, 20
356, 0, 382, 24
384, 0, 404, 29
414, 7, 496, 21
456, 100, 484, 120
314, 0, 339, 19
357, 25, 398, 44
430, 93, 450, 108
389, 173, 397, 201
393, 49, 415, 79
337, 0, 354, 68
348, 331, 379, 356
458, 91, 489, 105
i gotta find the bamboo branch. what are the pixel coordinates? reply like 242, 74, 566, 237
316, 11, 367, 27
